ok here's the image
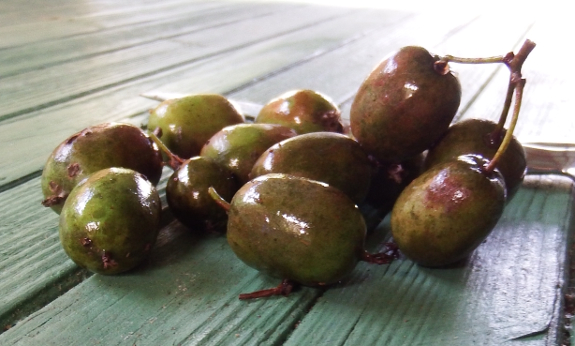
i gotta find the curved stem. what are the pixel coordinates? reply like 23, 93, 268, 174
485, 78, 525, 174
208, 187, 231, 212
239, 279, 294, 300
439, 53, 511, 65
492, 77, 515, 136
148, 129, 184, 170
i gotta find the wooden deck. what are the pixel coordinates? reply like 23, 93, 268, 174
1, 1, 573, 345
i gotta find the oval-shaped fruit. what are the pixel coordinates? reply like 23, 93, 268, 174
200, 123, 298, 184
250, 132, 372, 204
148, 94, 245, 159
41, 122, 164, 214
167, 156, 239, 232
424, 118, 526, 199
350, 46, 461, 163
391, 155, 505, 267
59, 168, 162, 275
255, 89, 343, 134
226, 173, 367, 286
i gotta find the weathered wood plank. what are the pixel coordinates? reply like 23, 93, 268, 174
0, 2, 291, 77
282, 176, 573, 346
0, 0, 215, 47
0, 7, 414, 190
0, 4, 354, 122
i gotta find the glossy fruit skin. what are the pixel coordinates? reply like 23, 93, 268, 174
424, 118, 526, 199
167, 156, 239, 232
41, 122, 164, 214
255, 89, 343, 134
391, 155, 505, 267
148, 94, 244, 159
200, 123, 298, 184
59, 168, 162, 275
350, 46, 461, 163
227, 174, 366, 286
250, 132, 372, 205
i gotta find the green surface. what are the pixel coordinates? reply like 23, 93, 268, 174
0, 1, 573, 345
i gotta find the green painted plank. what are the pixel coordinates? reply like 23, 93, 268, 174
282, 176, 574, 346
0, 167, 172, 331
0, 0, 215, 47
0, 5, 354, 121
0, 216, 320, 345
0, 2, 286, 77
0, 8, 414, 189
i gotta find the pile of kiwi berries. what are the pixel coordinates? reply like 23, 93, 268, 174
41, 40, 535, 299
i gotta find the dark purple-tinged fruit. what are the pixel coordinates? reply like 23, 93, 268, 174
148, 94, 244, 159
59, 168, 162, 275
167, 156, 239, 232
250, 132, 372, 205
255, 89, 343, 134
424, 118, 526, 199
41, 122, 164, 214
200, 123, 298, 184
391, 155, 506, 267
350, 46, 461, 163
226, 174, 368, 287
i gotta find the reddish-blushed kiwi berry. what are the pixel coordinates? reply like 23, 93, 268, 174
41, 122, 163, 214
166, 156, 239, 232
255, 89, 343, 134
200, 123, 298, 184
350, 46, 461, 163
148, 94, 245, 159
250, 132, 372, 205
424, 118, 526, 199
391, 155, 505, 267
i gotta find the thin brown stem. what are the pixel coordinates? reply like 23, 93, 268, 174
148, 129, 184, 170
239, 279, 294, 300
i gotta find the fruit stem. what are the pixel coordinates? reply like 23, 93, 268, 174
490, 40, 537, 140
490, 79, 515, 140
148, 128, 185, 170
208, 187, 231, 212
239, 279, 294, 300
484, 78, 526, 174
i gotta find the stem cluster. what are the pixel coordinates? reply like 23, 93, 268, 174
436, 39, 536, 175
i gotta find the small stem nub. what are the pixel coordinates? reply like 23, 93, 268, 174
239, 279, 294, 300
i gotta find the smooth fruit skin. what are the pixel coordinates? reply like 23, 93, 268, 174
227, 174, 367, 286
59, 168, 162, 275
41, 122, 163, 214
391, 156, 505, 267
148, 94, 245, 159
350, 46, 461, 163
167, 156, 239, 232
250, 132, 372, 205
255, 89, 343, 134
200, 123, 298, 184
424, 118, 526, 199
